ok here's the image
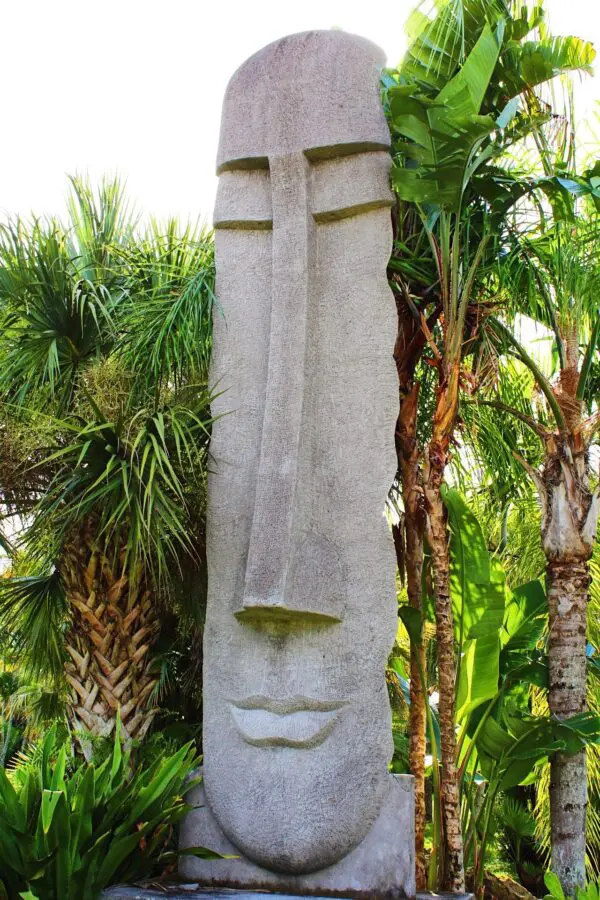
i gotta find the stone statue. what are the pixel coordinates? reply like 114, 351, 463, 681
180, 29, 415, 899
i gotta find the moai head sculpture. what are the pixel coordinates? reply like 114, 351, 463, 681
204, 30, 398, 875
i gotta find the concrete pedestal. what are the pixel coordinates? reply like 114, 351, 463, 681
103, 889, 472, 900
103, 890, 343, 899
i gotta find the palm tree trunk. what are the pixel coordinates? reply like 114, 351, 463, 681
527, 433, 599, 895
548, 558, 589, 895
425, 444, 465, 893
395, 382, 428, 890
60, 520, 159, 751
422, 358, 465, 893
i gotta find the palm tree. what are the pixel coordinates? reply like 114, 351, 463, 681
471, 206, 600, 893
0, 178, 214, 748
384, 0, 595, 888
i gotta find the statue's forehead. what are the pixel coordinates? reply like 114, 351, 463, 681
217, 31, 390, 173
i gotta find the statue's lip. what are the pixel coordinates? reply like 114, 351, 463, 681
229, 696, 347, 747
231, 695, 347, 714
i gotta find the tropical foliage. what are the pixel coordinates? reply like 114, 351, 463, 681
385, 0, 599, 894
0, 178, 214, 747
0, 721, 218, 900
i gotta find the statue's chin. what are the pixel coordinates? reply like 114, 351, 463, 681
217, 804, 374, 874
204, 744, 390, 875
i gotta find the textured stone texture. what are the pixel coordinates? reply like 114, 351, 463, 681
181, 28, 412, 899
103, 890, 350, 899
102, 885, 468, 900
102, 890, 344, 899
103, 891, 470, 900
180, 774, 415, 899
216, 31, 390, 171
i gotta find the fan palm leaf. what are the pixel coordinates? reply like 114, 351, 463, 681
116, 219, 214, 390
0, 177, 134, 410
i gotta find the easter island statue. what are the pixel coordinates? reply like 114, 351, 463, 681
179, 29, 415, 899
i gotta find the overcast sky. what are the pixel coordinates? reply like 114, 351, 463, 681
2, 0, 599, 226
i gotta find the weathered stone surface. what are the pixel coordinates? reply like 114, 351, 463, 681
215, 31, 391, 171
181, 28, 413, 899
181, 773, 414, 899
103, 889, 349, 899
103, 891, 471, 900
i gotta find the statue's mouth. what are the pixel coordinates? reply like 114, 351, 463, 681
229, 695, 347, 748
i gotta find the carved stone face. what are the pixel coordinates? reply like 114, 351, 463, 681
203, 31, 399, 876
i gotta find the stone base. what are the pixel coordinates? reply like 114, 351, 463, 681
179, 773, 415, 900
103, 889, 472, 900
103, 889, 342, 899
103, 889, 351, 899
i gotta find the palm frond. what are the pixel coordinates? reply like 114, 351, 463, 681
497, 796, 537, 839
116, 220, 214, 391
0, 571, 68, 679
25, 395, 213, 585
6, 681, 69, 738
0, 179, 131, 410
66, 175, 136, 280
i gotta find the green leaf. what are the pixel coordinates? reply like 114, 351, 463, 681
0, 719, 199, 895
520, 36, 595, 87
477, 715, 513, 760
496, 96, 520, 130
109, 715, 123, 784
176, 846, 234, 860
501, 756, 546, 790
50, 745, 67, 792
442, 487, 506, 647
456, 633, 500, 719
70, 765, 95, 867
0, 825, 27, 877
437, 22, 503, 118
125, 742, 192, 825
390, 19, 503, 212
52, 793, 71, 900
502, 579, 547, 651
544, 871, 566, 900
398, 605, 423, 647
0, 767, 26, 832
95, 830, 149, 886
577, 312, 600, 401
41, 791, 62, 834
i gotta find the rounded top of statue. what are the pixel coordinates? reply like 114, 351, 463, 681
216, 30, 390, 173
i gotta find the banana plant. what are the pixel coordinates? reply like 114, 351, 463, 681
449, 494, 600, 897
387, 21, 510, 890
399, 489, 600, 896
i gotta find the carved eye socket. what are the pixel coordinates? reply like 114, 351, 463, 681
213, 151, 393, 230
310, 151, 394, 223
214, 169, 272, 230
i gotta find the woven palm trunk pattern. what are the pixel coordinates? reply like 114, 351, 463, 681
61, 525, 159, 743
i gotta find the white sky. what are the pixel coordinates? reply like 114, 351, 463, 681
2, 0, 599, 226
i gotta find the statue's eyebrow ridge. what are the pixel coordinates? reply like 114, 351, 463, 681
313, 198, 393, 223
304, 141, 389, 161
217, 142, 389, 173
217, 156, 269, 174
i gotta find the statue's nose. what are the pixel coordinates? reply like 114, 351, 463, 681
238, 530, 345, 627
238, 153, 340, 629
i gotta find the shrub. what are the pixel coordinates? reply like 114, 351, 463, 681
0, 721, 214, 899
